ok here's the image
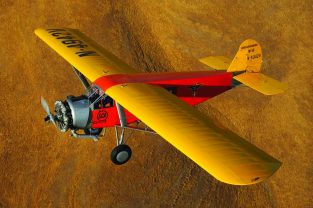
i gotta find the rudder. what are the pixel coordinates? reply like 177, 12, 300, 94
227, 39, 262, 73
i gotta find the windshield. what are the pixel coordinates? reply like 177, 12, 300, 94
86, 84, 113, 109
86, 84, 106, 107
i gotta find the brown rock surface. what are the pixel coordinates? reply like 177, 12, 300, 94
0, 1, 312, 207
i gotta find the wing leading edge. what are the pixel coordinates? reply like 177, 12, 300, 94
99, 82, 281, 185
35, 28, 139, 82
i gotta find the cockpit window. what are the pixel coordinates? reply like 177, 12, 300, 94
98, 96, 114, 108
87, 85, 104, 106
87, 84, 113, 109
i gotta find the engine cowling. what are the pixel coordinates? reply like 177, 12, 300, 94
54, 95, 91, 132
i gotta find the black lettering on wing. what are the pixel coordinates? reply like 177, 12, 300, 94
67, 43, 88, 49
51, 32, 65, 37
50, 31, 72, 37
75, 51, 98, 57
57, 35, 74, 39
62, 40, 82, 45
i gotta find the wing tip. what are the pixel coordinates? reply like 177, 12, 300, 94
216, 160, 282, 186
34, 28, 44, 35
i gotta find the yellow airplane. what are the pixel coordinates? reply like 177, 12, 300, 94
35, 28, 287, 185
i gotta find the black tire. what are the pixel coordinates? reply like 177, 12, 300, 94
111, 144, 132, 165
84, 128, 103, 135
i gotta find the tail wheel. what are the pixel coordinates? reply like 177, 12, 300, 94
111, 144, 132, 165
84, 128, 103, 136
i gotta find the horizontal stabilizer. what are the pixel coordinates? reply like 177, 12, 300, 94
234, 73, 287, 95
199, 56, 231, 70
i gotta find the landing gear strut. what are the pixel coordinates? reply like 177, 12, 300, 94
110, 103, 133, 165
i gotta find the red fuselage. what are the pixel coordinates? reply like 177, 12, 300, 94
91, 71, 233, 128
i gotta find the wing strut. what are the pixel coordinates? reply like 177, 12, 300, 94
72, 66, 90, 90
115, 103, 127, 145
116, 103, 127, 127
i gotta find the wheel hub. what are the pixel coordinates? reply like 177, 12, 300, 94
116, 151, 129, 163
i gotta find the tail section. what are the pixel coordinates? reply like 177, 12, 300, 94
227, 39, 262, 73
199, 39, 287, 95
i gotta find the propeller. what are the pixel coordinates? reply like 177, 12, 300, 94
40, 96, 57, 128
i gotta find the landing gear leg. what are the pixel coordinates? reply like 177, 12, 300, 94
111, 103, 132, 165
111, 126, 132, 165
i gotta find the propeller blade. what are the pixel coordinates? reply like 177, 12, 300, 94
50, 115, 57, 127
40, 96, 51, 115
40, 96, 57, 127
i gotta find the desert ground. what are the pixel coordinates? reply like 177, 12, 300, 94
0, 1, 312, 207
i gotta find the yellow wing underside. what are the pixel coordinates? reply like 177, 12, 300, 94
35, 28, 139, 82
105, 83, 281, 185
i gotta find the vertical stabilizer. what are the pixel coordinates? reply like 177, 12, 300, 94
227, 39, 262, 72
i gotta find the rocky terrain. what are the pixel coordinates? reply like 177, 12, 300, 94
0, 1, 312, 207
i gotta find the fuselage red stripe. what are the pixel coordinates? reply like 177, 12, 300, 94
94, 71, 233, 91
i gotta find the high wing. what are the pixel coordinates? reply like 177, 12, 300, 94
35, 28, 139, 82
99, 82, 281, 185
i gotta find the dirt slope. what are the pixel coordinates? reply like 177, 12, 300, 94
0, 1, 312, 207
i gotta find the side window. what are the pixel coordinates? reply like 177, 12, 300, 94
92, 96, 114, 109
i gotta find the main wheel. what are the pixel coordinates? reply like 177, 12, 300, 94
84, 128, 103, 135
111, 144, 132, 165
